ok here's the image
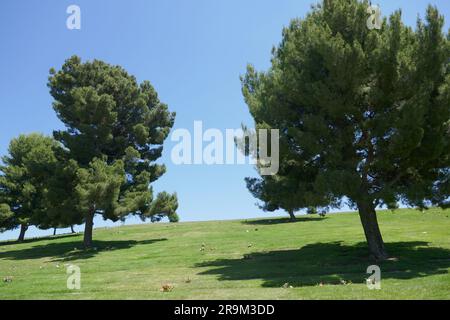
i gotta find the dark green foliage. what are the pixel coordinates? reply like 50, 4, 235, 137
0, 134, 61, 240
307, 207, 318, 215
246, 173, 300, 220
41, 157, 83, 230
48, 56, 178, 246
148, 191, 179, 223
242, 0, 449, 259
75, 158, 125, 221
0, 204, 13, 231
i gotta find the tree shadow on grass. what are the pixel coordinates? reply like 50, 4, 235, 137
196, 241, 450, 287
242, 217, 326, 225
0, 233, 80, 247
0, 238, 167, 262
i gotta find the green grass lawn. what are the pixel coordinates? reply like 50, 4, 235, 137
0, 208, 449, 299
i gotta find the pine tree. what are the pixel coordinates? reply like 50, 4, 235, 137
241, 0, 449, 260
48, 56, 178, 247
246, 163, 301, 221
0, 134, 61, 241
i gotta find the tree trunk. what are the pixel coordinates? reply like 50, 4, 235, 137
357, 201, 389, 260
53, 228, 57, 236
71, 225, 75, 234
83, 211, 95, 248
288, 210, 296, 222
17, 224, 28, 242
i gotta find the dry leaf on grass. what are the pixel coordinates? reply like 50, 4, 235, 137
160, 284, 174, 292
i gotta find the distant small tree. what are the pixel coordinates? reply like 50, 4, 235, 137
48, 56, 178, 247
244, 136, 320, 221
0, 134, 60, 241
246, 169, 300, 221
246, 164, 324, 221
242, 0, 449, 259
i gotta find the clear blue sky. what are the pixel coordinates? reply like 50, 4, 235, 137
0, 0, 448, 240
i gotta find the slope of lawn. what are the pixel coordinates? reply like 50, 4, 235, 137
0, 208, 449, 300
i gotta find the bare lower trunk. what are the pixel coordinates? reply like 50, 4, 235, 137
17, 224, 28, 242
83, 211, 95, 248
288, 210, 296, 222
71, 225, 75, 234
53, 228, 57, 236
357, 201, 388, 260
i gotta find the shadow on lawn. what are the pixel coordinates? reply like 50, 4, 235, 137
242, 217, 325, 225
0, 238, 167, 262
196, 241, 450, 287
0, 233, 79, 247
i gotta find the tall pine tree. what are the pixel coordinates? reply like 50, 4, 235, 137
48, 56, 178, 247
242, 0, 449, 259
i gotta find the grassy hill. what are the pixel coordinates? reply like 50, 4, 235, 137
0, 208, 449, 300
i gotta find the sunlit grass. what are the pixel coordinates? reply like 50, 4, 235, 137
0, 208, 449, 299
